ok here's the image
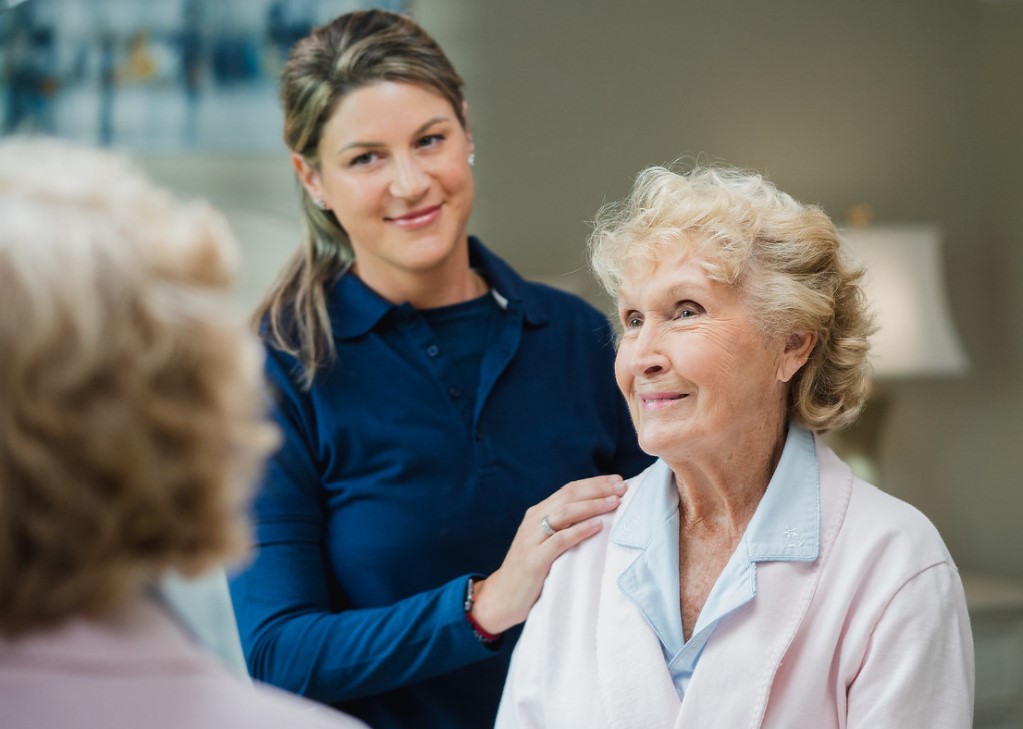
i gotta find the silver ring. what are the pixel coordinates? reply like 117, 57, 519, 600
540, 515, 556, 537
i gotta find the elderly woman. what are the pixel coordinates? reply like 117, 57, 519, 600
496, 165, 974, 728
0, 137, 366, 729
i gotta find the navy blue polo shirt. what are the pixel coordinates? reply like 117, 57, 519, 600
229, 237, 653, 729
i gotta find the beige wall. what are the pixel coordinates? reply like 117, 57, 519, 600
140, 0, 1023, 578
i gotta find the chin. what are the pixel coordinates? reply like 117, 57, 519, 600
636, 431, 674, 461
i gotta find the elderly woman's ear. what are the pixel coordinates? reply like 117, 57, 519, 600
777, 331, 816, 383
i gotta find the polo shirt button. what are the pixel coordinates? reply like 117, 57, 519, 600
449, 387, 461, 399
426, 345, 439, 357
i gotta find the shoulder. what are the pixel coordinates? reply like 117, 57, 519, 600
523, 280, 614, 342
844, 477, 955, 568
470, 236, 613, 334
176, 654, 368, 729
815, 437, 955, 573
525, 280, 611, 323
261, 338, 304, 387
542, 517, 614, 609
535, 503, 623, 622
252, 308, 305, 388
819, 473, 961, 618
258, 342, 318, 432
542, 460, 664, 599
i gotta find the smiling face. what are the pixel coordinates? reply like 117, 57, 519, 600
293, 81, 475, 301
614, 243, 811, 468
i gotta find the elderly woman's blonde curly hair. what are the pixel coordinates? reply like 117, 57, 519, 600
0, 137, 279, 637
589, 164, 875, 433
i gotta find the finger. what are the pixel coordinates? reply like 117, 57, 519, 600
539, 493, 622, 535
529, 476, 625, 521
536, 517, 605, 559
555, 474, 627, 502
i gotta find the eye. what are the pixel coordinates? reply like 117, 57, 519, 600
674, 301, 703, 320
348, 150, 380, 167
622, 311, 643, 329
416, 133, 444, 149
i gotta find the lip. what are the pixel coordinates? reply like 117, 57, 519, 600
386, 204, 442, 229
638, 392, 688, 410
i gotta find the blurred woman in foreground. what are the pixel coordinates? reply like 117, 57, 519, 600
0, 137, 366, 729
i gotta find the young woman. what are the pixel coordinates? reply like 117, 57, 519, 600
226, 10, 653, 729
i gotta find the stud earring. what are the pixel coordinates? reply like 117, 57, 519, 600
468, 152, 475, 168
314, 198, 328, 211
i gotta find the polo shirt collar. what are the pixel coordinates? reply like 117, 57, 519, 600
326, 266, 393, 340
326, 236, 550, 341
466, 237, 549, 326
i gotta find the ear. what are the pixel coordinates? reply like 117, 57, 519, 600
291, 153, 324, 202
777, 330, 816, 383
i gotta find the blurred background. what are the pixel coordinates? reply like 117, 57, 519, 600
3, 0, 1022, 725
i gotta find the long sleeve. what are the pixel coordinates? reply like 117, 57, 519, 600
847, 562, 974, 728
228, 351, 501, 705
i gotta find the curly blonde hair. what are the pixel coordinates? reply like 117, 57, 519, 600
589, 164, 875, 432
0, 137, 279, 637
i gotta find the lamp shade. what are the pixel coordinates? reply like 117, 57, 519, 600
839, 224, 969, 379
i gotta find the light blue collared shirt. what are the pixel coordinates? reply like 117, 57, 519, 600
611, 425, 820, 701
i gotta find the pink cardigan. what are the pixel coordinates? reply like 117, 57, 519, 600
496, 437, 974, 728
0, 595, 367, 729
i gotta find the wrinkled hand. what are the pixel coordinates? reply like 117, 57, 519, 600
470, 474, 627, 635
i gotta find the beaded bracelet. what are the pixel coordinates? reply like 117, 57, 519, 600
463, 577, 501, 643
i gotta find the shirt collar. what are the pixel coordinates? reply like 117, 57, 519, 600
327, 236, 549, 340
610, 459, 676, 549
743, 424, 820, 562
610, 424, 820, 562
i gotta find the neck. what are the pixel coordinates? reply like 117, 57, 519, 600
404, 267, 488, 309
670, 420, 788, 536
354, 249, 488, 308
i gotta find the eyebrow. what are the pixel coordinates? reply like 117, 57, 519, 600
618, 280, 708, 310
666, 282, 702, 300
337, 115, 452, 154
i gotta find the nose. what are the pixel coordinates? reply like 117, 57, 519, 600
389, 155, 430, 200
627, 321, 669, 377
